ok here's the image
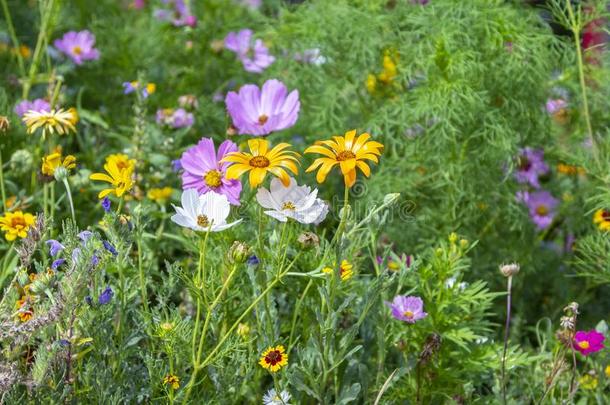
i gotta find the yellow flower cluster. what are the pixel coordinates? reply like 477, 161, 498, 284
147, 187, 173, 203
41, 152, 77, 176
366, 50, 400, 96
323, 259, 354, 281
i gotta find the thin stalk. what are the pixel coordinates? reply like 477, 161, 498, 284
0, 0, 25, 77
137, 236, 149, 314
0, 151, 6, 210
61, 178, 76, 224
191, 232, 210, 362
23, 0, 56, 100
501, 276, 513, 404
288, 279, 313, 351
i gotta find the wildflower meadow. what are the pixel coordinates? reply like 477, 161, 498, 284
2, 0, 610, 403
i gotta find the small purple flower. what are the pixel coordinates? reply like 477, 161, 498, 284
102, 240, 118, 256
46, 239, 65, 257
246, 255, 260, 266
14, 98, 50, 117
58, 339, 70, 347
51, 258, 66, 270
154, 0, 196, 27
101, 197, 111, 212
514, 147, 549, 189
98, 287, 114, 305
72, 248, 81, 263
91, 254, 100, 267
78, 231, 93, 243
224, 29, 275, 73
85, 295, 93, 305
180, 137, 242, 205
385, 295, 427, 323
156, 108, 194, 128
171, 159, 183, 172
524, 190, 559, 230
53, 30, 100, 65
546, 99, 567, 115
225, 79, 300, 136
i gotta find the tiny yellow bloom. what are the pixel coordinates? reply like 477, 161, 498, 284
259, 345, 288, 372
90, 158, 135, 199
105, 153, 136, 172
0, 210, 35, 241
593, 209, 610, 231
15, 296, 34, 322
579, 374, 598, 390
163, 374, 180, 390
322, 260, 354, 281
222, 139, 299, 188
146, 83, 156, 95
22, 108, 77, 137
147, 187, 173, 203
237, 323, 250, 339
605, 365, 610, 378
305, 130, 383, 188
41, 152, 76, 176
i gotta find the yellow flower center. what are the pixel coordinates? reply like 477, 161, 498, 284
197, 215, 210, 228
258, 114, 269, 125
578, 341, 590, 350
204, 170, 222, 188
403, 310, 414, 318
535, 205, 548, 216
249, 156, 270, 168
72, 46, 82, 55
282, 201, 296, 210
336, 151, 356, 161
11, 216, 26, 229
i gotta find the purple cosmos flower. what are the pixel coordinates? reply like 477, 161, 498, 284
14, 99, 50, 117
156, 108, 194, 128
53, 30, 100, 65
574, 330, 605, 355
225, 79, 300, 136
385, 295, 427, 323
102, 197, 111, 212
546, 99, 567, 115
180, 137, 242, 205
523, 190, 558, 230
103, 240, 118, 256
224, 29, 275, 73
51, 258, 66, 270
154, 0, 196, 27
78, 231, 93, 243
98, 286, 114, 305
514, 147, 549, 189
46, 239, 65, 257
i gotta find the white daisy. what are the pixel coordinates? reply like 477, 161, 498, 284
262, 388, 291, 405
171, 189, 241, 232
256, 177, 328, 224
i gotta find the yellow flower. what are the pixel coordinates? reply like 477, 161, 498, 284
237, 323, 250, 339
593, 209, 610, 231
15, 296, 34, 322
146, 83, 156, 95
366, 50, 399, 95
0, 210, 35, 241
322, 259, 354, 281
222, 139, 299, 188
579, 374, 598, 390
305, 130, 383, 187
259, 345, 288, 372
22, 108, 77, 137
366, 74, 377, 94
41, 152, 76, 176
105, 153, 136, 172
90, 159, 135, 199
557, 163, 585, 176
605, 365, 610, 378
147, 187, 173, 203
163, 374, 180, 390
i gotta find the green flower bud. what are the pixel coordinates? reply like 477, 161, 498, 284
10, 149, 33, 175
228, 241, 250, 264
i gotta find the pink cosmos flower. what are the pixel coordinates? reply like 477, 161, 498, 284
225, 79, 300, 136
180, 137, 242, 205
522, 190, 558, 230
156, 108, 194, 128
574, 330, 605, 356
14, 99, 50, 117
54, 30, 100, 65
385, 295, 427, 323
224, 29, 275, 73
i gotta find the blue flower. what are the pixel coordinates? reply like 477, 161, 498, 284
91, 254, 100, 267
98, 286, 114, 305
102, 240, 118, 256
246, 255, 260, 266
85, 296, 93, 305
51, 258, 66, 270
171, 159, 183, 172
101, 197, 111, 212
78, 230, 93, 243
45, 239, 65, 257
72, 248, 81, 263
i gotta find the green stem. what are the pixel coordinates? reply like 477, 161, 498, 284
288, 279, 313, 351
137, 236, 149, 314
0, 0, 25, 77
0, 151, 6, 210
62, 178, 76, 224
191, 233, 210, 363
23, 0, 57, 100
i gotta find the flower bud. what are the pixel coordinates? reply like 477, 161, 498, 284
178, 94, 199, 110
0, 115, 10, 134
53, 166, 68, 182
297, 231, 319, 250
210, 39, 225, 53
228, 241, 250, 264
226, 124, 238, 136
383, 193, 400, 205
237, 323, 250, 339
499, 263, 520, 277
448, 232, 458, 244
10, 149, 33, 175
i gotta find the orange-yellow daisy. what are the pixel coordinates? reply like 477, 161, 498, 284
105, 153, 136, 172
305, 130, 383, 187
22, 108, 78, 137
221, 139, 299, 188
0, 210, 36, 241
163, 374, 180, 390
147, 187, 173, 203
41, 152, 77, 176
593, 209, 610, 231
259, 345, 288, 372
322, 259, 354, 281
90, 159, 135, 199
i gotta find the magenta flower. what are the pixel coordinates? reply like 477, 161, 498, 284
224, 29, 275, 73
14, 99, 50, 117
180, 137, 242, 205
574, 330, 605, 355
154, 0, 196, 27
522, 190, 558, 230
53, 30, 100, 65
156, 108, 194, 128
514, 147, 548, 188
225, 79, 300, 136
385, 295, 427, 323
546, 99, 567, 115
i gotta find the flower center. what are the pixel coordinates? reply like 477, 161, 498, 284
264, 350, 282, 366
249, 156, 270, 168
518, 156, 531, 171
258, 114, 269, 125
578, 341, 590, 350
204, 170, 222, 188
535, 205, 548, 216
116, 162, 129, 170
72, 46, 83, 55
603, 210, 610, 221
10, 216, 26, 229
336, 150, 356, 161
197, 215, 210, 228
282, 201, 296, 210
403, 310, 414, 318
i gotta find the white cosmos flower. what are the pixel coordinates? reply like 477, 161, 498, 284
256, 177, 328, 224
171, 189, 241, 232
262, 388, 291, 405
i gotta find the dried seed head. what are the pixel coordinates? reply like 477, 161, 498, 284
499, 263, 520, 277
0, 115, 10, 134
297, 231, 320, 250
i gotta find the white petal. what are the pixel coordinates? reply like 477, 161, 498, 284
171, 213, 196, 229
212, 218, 243, 232
181, 189, 200, 219
256, 187, 279, 210
264, 210, 288, 222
